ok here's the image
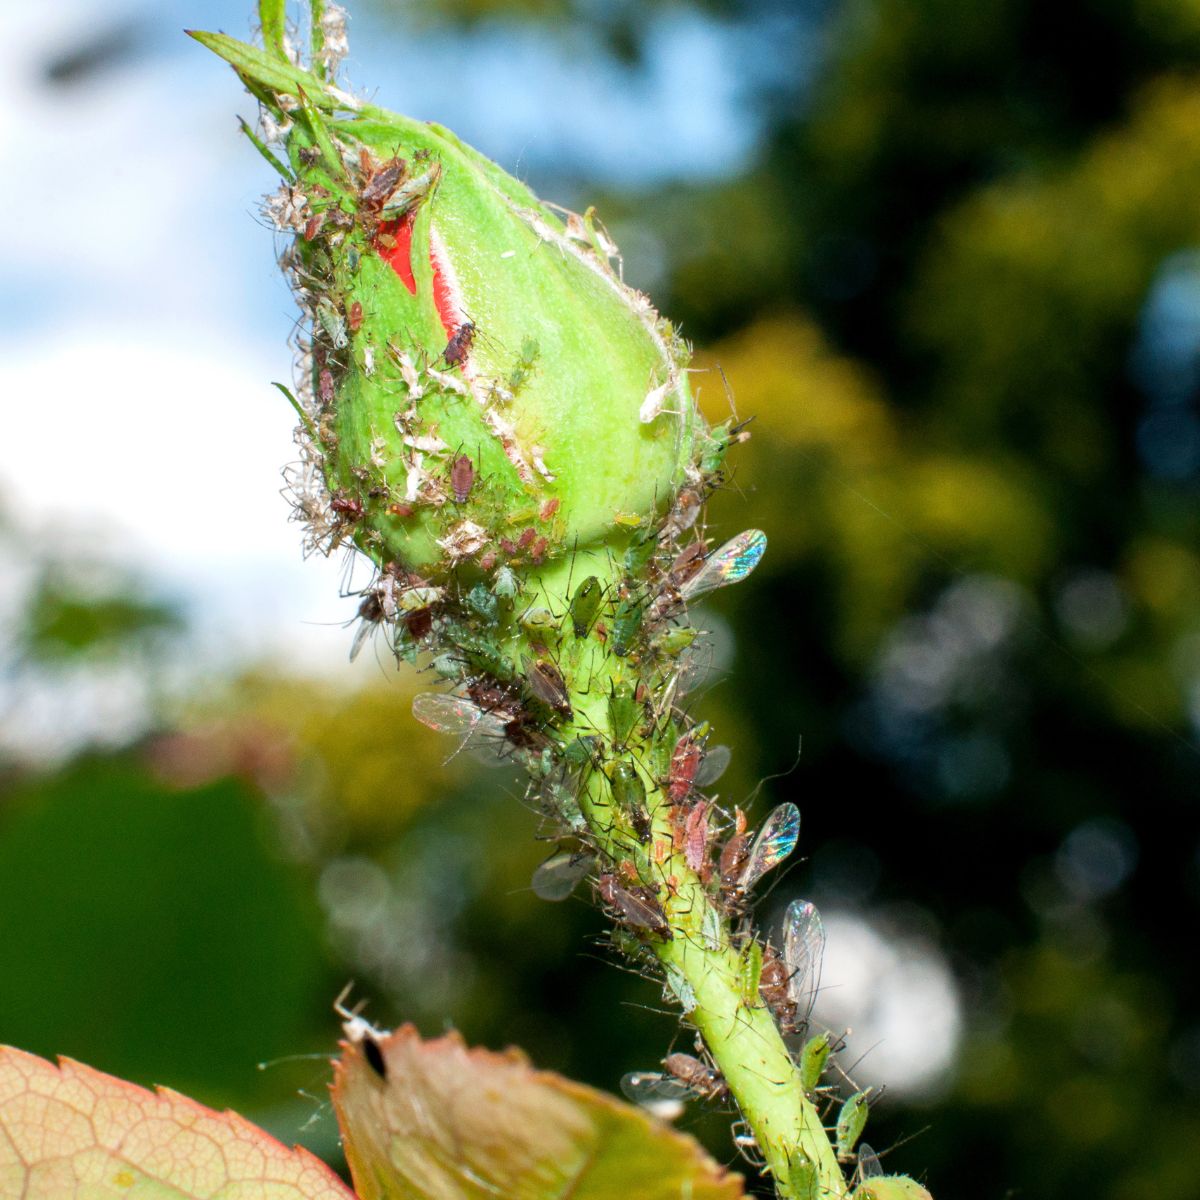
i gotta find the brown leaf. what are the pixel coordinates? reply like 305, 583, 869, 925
332, 1025, 746, 1200
0, 1045, 355, 1199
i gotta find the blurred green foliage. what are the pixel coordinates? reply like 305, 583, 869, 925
4, 1, 1200, 1197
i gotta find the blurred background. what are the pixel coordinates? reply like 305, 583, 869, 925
2, 0, 1199, 1196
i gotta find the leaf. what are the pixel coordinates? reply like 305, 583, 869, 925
259, 0, 288, 61
331, 1025, 746, 1200
0, 1046, 355, 1200
186, 30, 337, 108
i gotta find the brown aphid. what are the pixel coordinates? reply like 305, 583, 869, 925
530, 536, 548, 563
664, 1053, 728, 1101
303, 212, 327, 241
443, 320, 476, 368
667, 731, 704, 805
518, 526, 536, 550
539, 497, 560, 521
598, 872, 672, 940
404, 606, 434, 641
450, 454, 476, 504
479, 549, 498, 572
522, 655, 573, 720
387, 501, 415, 518
360, 156, 407, 210
499, 537, 519, 556
348, 300, 364, 333
330, 493, 364, 520
718, 808, 750, 890
759, 943, 799, 1032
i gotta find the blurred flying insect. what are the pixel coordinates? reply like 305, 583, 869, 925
680, 528, 767, 603
531, 848, 593, 902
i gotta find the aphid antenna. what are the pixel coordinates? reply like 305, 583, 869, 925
255, 1051, 332, 1071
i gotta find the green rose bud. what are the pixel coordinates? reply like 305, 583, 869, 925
192, 9, 698, 580
852, 1178, 934, 1200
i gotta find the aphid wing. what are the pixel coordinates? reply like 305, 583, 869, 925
680, 530, 768, 601
857, 1144, 883, 1180
531, 851, 591, 901
694, 744, 732, 787
740, 802, 801, 889
349, 619, 375, 662
620, 1072, 692, 1103
783, 899, 826, 1022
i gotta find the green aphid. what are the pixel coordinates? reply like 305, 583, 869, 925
316, 298, 348, 349
611, 596, 646, 657
836, 1090, 872, 1160
519, 606, 561, 640
431, 653, 464, 681
607, 761, 647, 813
563, 735, 601, 773
453, 631, 517, 682
569, 576, 603, 637
739, 940, 764, 1005
624, 528, 658, 576
492, 566, 520, 601
850, 1178, 932, 1200
655, 625, 698, 657
507, 337, 540, 394
799, 1031, 834, 1093
607, 684, 640, 748
466, 583, 499, 626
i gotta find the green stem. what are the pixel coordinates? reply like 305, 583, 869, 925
524, 555, 847, 1200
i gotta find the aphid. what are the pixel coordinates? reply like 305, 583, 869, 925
530, 536, 548, 562
758, 942, 797, 1030
492, 565, 519, 599
683, 800, 710, 873
608, 761, 647, 813
303, 212, 326, 241
348, 300, 363, 332
624, 528, 658, 576
330, 493, 364, 520
523, 655, 573, 720
597, 872, 671, 939
654, 625, 698, 657
680, 529, 768, 603
379, 163, 442, 218
738, 802, 801, 893
318, 368, 335, 404
404, 606, 434, 641
569, 576, 603, 637
835, 1090, 872, 1161
531, 849, 592, 902
453, 631, 518, 682
798, 1031, 834, 1094
465, 583, 499, 626
718, 809, 749, 888
518, 606, 560, 640
450, 454, 475, 503
539, 497, 560, 521
517, 526, 536, 550
783, 898, 825, 1028
606, 685, 640, 748
739, 939, 763, 1004
667, 732, 704, 805
443, 320, 476, 368
360, 155, 407, 211
316, 300, 348, 349
396, 585, 445, 613
387, 501, 415, 518
663, 1053, 728, 1101
694, 744, 732, 787
611, 596, 645, 657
